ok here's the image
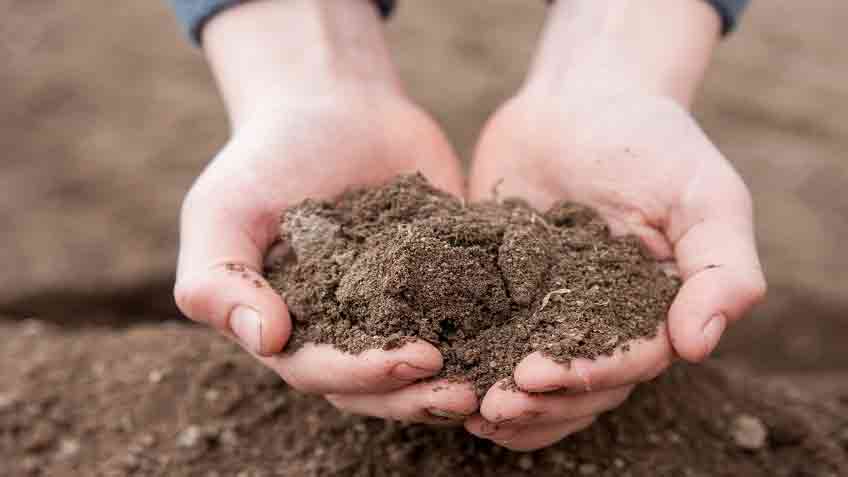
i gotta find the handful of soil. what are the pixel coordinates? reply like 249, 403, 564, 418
267, 174, 679, 394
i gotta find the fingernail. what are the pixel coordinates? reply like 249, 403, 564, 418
427, 408, 468, 421
702, 314, 726, 356
392, 362, 438, 381
231, 306, 263, 354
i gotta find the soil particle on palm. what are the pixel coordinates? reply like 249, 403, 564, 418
269, 174, 679, 394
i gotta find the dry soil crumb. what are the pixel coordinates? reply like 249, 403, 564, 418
268, 174, 679, 394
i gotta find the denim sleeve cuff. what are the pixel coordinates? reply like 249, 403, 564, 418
168, 0, 397, 46
169, 0, 747, 47
703, 0, 751, 35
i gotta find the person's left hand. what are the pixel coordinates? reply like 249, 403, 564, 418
463, 87, 766, 451
461, 0, 766, 451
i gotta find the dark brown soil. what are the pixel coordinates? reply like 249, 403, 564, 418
2, 320, 846, 477
269, 174, 679, 394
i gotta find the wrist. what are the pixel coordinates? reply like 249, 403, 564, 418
203, 0, 401, 126
525, 0, 721, 107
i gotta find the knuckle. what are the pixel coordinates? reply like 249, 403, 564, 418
375, 359, 401, 383
354, 356, 405, 391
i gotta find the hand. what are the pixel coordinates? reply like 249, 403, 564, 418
174, 0, 476, 425
464, 0, 766, 451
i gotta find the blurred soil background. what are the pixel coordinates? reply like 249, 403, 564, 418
1, 0, 846, 424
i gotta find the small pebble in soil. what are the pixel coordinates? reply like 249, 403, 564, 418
121, 453, 140, 471
579, 462, 600, 475
24, 421, 56, 451
730, 414, 768, 450
518, 454, 534, 470
138, 433, 157, 448
148, 369, 165, 383
20, 456, 40, 475
177, 425, 202, 448
56, 438, 80, 460
220, 427, 240, 446
0, 392, 16, 410
838, 427, 848, 448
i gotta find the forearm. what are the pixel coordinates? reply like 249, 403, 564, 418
203, 0, 401, 126
526, 0, 722, 107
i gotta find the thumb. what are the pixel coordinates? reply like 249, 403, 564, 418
174, 188, 290, 356
667, 162, 766, 362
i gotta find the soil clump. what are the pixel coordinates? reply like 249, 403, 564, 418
269, 174, 679, 394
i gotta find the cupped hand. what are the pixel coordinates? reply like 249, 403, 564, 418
174, 91, 476, 424
465, 89, 766, 449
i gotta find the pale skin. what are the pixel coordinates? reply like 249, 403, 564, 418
174, 0, 766, 451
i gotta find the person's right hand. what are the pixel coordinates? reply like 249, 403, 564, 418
174, 0, 477, 425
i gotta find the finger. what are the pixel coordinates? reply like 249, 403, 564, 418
326, 380, 478, 425
466, 415, 596, 452
668, 166, 767, 362
174, 185, 290, 356
668, 260, 766, 362
261, 340, 443, 395
514, 325, 673, 393
479, 380, 633, 425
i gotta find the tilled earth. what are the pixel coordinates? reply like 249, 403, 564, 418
2, 320, 846, 477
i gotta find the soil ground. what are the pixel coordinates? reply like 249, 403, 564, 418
2, 320, 846, 477
2, 0, 847, 475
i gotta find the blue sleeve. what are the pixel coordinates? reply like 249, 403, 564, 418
168, 0, 396, 46
167, 0, 748, 46
705, 0, 751, 34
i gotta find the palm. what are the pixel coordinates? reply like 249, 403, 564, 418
475, 96, 716, 251
188, 97, 464, 239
